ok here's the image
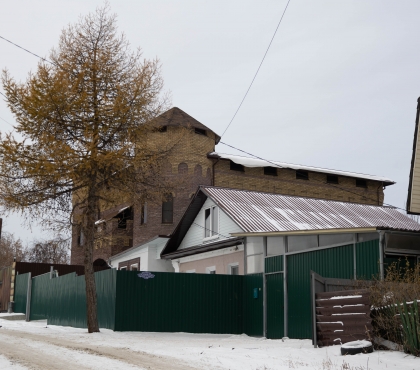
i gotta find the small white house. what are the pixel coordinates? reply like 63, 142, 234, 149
160, 186, 420, 275
108, 235, 173, 272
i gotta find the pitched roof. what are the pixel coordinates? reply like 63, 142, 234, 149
161, 186, 420, 257
208, 153, 395, 186
201, 186, 420, 233
153, 107, 221, 143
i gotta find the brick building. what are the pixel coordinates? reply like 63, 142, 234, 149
70, 107, 395, 265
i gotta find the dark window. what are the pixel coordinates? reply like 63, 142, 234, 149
231, 265, 239, 275
209, 270, 216, 274
326, 175, 339, 184
356, 179, 367, 188
194, 128, 207, 136
264, 167, 277, 176
117, 207, 133, 229
162, 194, 174, 223
296, 170, 309, 180
230, 161, 245, 172
140, 203, 147, 225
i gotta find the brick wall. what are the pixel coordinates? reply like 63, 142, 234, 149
213, 159, 384, 206
71, 120, 386, 265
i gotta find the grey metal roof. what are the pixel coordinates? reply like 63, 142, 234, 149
201, 186, 420, 233
208, 153, 395, 185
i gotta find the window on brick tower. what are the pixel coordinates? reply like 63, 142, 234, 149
326, 175, 339, 184
296, 170, 309, 180
230, 161, 244, 172
264, 167, 277, 176
356, 179, 367, 188
140, 203, 147, 225
162, 194, 174, 224
117, 207, 133, 229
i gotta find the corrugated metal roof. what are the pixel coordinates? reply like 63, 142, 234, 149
209, 153, 395, 185
201, 186, 420, 233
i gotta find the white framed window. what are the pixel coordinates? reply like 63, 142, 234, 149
120, 266, 127, 271
228, 263, 239, 275
130, 263, 139, 271
204, 206, 219, 238
206, 266, 216, 274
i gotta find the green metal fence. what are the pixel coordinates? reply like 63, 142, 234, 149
15, 269, 262, 335
115, 271, 243, 333
14, 273, 29, 314
13, 240, 383, 339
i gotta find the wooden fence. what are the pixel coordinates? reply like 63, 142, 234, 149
315, 289, 372, 347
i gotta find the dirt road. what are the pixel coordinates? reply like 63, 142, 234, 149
0, 328, 199, 370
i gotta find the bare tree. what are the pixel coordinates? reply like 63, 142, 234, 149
0, 4, 179, 332
25, 238, 70, 265
0, 232, 25, 269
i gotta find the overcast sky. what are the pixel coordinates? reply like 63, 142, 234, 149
1, 0, 419, 244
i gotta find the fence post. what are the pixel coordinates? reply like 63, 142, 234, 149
310, 271, 317, 348
25, 272, 32, 322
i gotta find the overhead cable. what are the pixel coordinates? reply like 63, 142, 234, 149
221, 0, 292, 138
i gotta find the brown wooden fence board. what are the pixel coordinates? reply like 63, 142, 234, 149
316, 289, 372, 347
315, 289, 370, 299
316, 305, 369, 316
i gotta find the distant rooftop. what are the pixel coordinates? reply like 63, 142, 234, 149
153, 107, 221, 143
208, 152, 395, 186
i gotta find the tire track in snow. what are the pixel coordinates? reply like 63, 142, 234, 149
0, 328, 200, 370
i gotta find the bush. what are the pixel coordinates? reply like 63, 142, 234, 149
363, 259, 420, 355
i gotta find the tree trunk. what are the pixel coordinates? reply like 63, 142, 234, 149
83, 189, 100, 333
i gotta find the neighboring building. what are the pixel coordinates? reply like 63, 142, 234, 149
407, 97, 420, 214
161, 186, 420, 275
108, 235, 172, 272
71, 107, 396, 265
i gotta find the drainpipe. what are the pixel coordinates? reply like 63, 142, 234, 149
283, 236, 288, 338
211, 157, 220, 186
379, 231, 385, 280
263, 237, 267, 338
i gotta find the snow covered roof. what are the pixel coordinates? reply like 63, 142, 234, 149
208, 152, 395, 185
201, 186, 420, 233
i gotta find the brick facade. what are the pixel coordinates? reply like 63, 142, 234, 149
70, 107, 387, 264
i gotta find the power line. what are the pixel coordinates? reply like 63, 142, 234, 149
0, 35, 56, 66
221, 0, 292, 138
0, 115, 14, 128
219, 140, 408, 213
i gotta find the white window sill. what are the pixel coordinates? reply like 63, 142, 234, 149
203, 235, 219, 243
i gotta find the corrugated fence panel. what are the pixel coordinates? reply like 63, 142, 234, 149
266, 273, 284, 339
29, 269, 116, 329
14, 273, 29, 314
30, 273, 52, 321
48, 273, 77, 327
265, 255, 283, 274
96, 269, 116, 330
242, 273, 263, 336
356, 240, 380, 280
287, 245, 354, 339
115, 271, 243, 334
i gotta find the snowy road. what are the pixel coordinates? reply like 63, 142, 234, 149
0, 317, 419, 369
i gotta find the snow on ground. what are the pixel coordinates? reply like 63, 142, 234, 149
0, 317, 419, 370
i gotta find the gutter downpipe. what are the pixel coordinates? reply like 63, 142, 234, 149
283, 235, 288, 338
379, 231, 385, 280
353, 233, 357, 280
25, 272, 32, 322
211, 157, 220, 186
263, 236, 267, 338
